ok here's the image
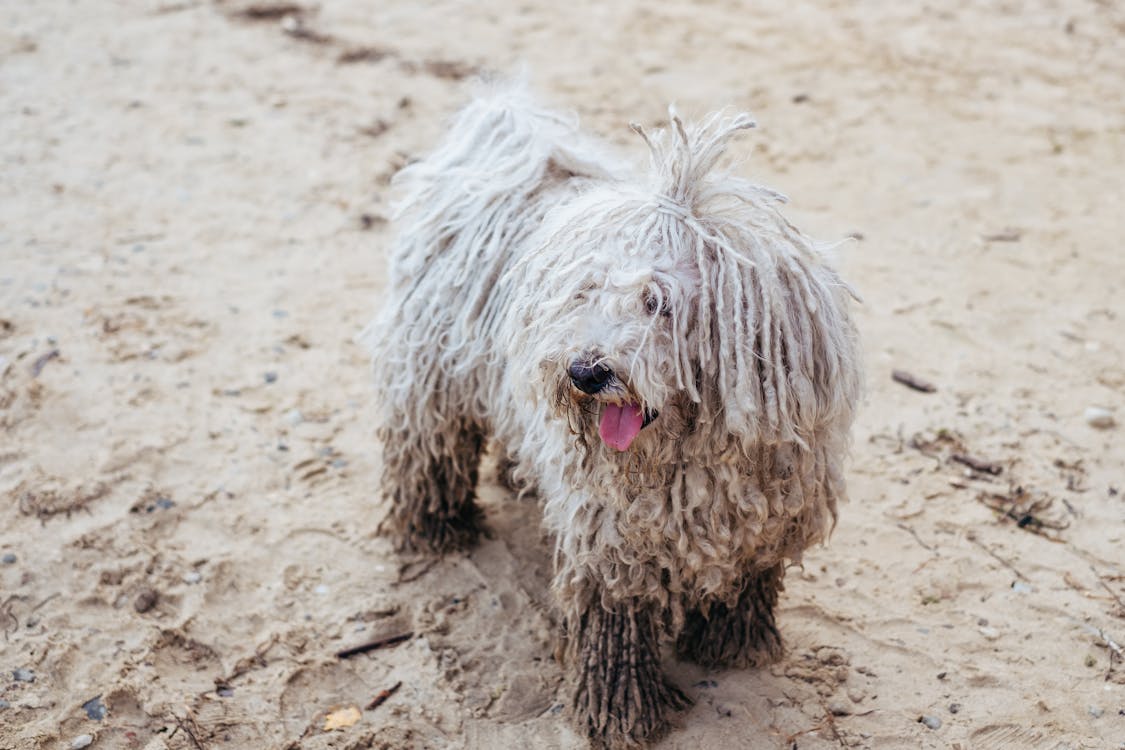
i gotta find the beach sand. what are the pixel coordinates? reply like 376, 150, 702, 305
1, 1, 1123, 747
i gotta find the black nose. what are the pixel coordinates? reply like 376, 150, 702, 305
569, 360, 614, 394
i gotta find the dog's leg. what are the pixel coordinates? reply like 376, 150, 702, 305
570, 599, 690, 749
675, 564, 785, 669
380, 416, 486, 554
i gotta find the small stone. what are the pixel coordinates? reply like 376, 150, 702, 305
314, 584, 328, 595
978, 626, 1000, 640
1084, 407, 1116, 429
13, 668, 35, 683
1088, 705, 1104, 718
183, 571, 202, 585
70, 735, 93, 750
0, 699, 10, 710
134, 588, 159, 613
154, 497, 174, 510
949, 703, 961, 714
217, 687, 234, 698
1011, 581, 1033, 594
82, 695, 107, 721
283, 409, 303, 426
827, 699, 852, 716
264, 371, 278, 384
920, 715, 942, 730
1, 553, 15, 564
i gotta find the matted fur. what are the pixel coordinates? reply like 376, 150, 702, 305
364, 84, 861, 748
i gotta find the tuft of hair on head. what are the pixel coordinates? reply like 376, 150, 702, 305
621, 107, 860, 452
629, 107, 759, 212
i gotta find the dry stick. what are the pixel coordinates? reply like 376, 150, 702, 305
896, 522, 936, 553
950, 453, 1003, 476
366, 681, 403, 710
891, 369, 936, 393
173, 714, 206, 750
335, 631, 413, 659
31, 349, 59, 377
396, 558, 438, 584
967, 534, 1028, 581
818, 699, 852, 748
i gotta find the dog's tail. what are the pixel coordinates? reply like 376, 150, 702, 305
384, 82, 618, 292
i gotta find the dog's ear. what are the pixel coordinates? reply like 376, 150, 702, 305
632, 109, 861, 450
700, 243, 861, 449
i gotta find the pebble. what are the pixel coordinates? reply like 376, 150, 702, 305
827, 699, 852, 716
283, 409, 303, 426
183, 571, 202, 585
1084, 407, 1116, 429
70, 735, 93, 750
978, 626, 1000, 640
920, 715, 942, 730
1088, 705, 1104, 718
0, 699, 9, 710
13, 668, 35, 683
314, 584, 328, 595
264, 371, 278, 384
1011, 581, 1033, 594
949, 703, 961, 714
82, 695, 107, 721
134, 588, 159, 613
1, 553, 15, 564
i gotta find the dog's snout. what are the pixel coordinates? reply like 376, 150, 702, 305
569, 360, 614, 394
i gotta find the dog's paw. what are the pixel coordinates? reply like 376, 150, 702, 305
386, 503, 485, 555
580, 674, 690, 750
674, 610, 784, 669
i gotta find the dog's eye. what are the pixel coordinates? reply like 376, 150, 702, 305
643, 290, 671, 318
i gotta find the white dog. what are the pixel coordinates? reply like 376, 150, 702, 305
365, 84, 861, 748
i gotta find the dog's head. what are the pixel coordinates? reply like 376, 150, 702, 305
509, 111, 861, 459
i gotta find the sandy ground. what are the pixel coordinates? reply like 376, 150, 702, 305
2, 0, 1124, 748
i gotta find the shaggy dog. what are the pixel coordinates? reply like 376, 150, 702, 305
365, 85, 861, 748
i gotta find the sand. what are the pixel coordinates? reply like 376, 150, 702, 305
1, 0, 1123, 748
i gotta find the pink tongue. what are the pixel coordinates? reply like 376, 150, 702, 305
599, 402, 644, 451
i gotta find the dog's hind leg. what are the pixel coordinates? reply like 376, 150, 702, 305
675, 563, 785, 669
379, 412, 486, 554
569, 599, 690, 749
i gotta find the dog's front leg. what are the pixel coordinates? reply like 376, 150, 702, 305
570, 598, 689, 749
378, 414, 486, 554
675, 563, 785, 669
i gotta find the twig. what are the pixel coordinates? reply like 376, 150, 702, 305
365, 680, 403, 710
1088, 625, 1123, 659
981, 229, 1021, 242
173, 714, 206, 750
31, 349, 60, 377
395, 558, 438, 584
335, 632, 413, 659
967, 534, 1028, 581
896, 522, 936, 552
1083, 561, 1125, 614
892, 369, 936, 393
818, 699, 851, 748
951, 453, 1003, 476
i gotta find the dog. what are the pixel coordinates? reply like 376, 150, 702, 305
364, 84, 862, 748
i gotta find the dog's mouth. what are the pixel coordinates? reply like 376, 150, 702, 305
598, 401, 658, 452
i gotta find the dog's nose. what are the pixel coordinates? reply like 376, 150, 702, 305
569, 360, 614, 394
